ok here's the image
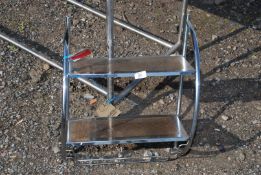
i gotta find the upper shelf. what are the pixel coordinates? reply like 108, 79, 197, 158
69, 55, 195, 78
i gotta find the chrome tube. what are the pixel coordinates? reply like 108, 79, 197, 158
63, 16, 70, 121
176, 14, 189, 117
67, 0, 174, 48
187, 20, 200, 139
166, 0, 188, 55
106, 0, 114, 100
179, 20, 200, 155
0, 32, 108, 96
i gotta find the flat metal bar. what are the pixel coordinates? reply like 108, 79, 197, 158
0, 32, 108, 95
106, 0, 114, 100
67, 0, 174, 48
69, 71, 194, 79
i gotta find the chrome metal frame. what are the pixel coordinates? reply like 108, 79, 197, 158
0, 0, 201, 165
61, 0, 201, 164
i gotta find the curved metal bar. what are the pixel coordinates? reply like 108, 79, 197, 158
179, 19, 201, 155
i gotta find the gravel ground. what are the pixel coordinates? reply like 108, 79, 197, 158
0, 0, 261, 174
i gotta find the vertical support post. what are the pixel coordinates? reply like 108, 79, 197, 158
62, 16, 71, 158
63, 16, 71, 121
106, 0, 114, 100
176, 14, 189, 117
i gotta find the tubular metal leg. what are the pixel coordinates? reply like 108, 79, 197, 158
106, 0, 114, 100
62, 16, 71, 159
176, 75, 184, 117
176, 14, 189, 117
63, 16, 70, 122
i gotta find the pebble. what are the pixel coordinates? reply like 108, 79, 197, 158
83, 93, 94, 99
153, 151, 159, 157
252, 120, 259, 125
168, 94, 175, 100
212, 35, 218, 41
221, 115, 229, 121
255, 105, 261, 111
159, 99, 165, 105
144, 150, 153, 157
238, 151, 246, 161
0, 51, 5, 56
43, 64, 50, 71
95, 104, 121, 117
29, 69, 42, 83
164, 148, 171, 153
52, 146, 60, 154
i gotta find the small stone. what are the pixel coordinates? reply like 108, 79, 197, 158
159, 99, 165, 105
255, 105, 261, 111
29, 69, 42, 83
95, 104, 121, 117
168, 94, 175, 100
238, 151, 246, 161
144, 150, 153, 157
252, 120, 259, 125
230, 62, 236, 67
164, 148, 171, 152
221, 115, 229, 121
153, 152, 159, 157
212, 35, 218, 40
52, 146, 60, 154
43, 64, 50, 71
214, 128, 221, 132
89, 98, 97, 105
83, 93, 94, 99
118, 152, 123, 158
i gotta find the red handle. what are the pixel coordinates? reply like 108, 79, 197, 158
70, 49, 92, 60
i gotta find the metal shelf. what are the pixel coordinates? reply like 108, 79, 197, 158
69, 55, 195, 78
67, 115, 189, 145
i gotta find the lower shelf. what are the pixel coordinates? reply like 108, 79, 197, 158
67, 115, 189, 145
